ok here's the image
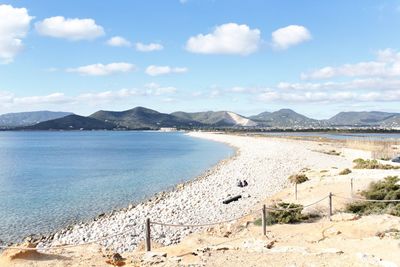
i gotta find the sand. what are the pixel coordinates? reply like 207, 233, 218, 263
2, 132, 400, 266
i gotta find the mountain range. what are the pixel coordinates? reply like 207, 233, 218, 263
0, 111, 72, 128
1, 108, 399, 130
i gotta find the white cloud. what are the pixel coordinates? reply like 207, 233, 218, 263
135, 42, 163, 52
14, 93, 71, 105
77, 88, 142, 103
35, 16, 104, 41
0, 4, 33, 63
271, 25, 311, 50
258, 89, 400, 103
144, 83, 177, 95
106, 36, 131, 47
67, 62, 136, 76
302, 49, 400, 80
186, 23, 261, 55
0, 83, 179, 111
145, 65, 188, 76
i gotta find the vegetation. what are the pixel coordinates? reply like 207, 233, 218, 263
346, 176, 400, 216
353, 158, 400, 170
253, 202, 310, 226
289, 174, 309, 200
324, 150, 341, 156
288, 174, 309, 184
266, 202, 306, 225
339, 168, 352, 175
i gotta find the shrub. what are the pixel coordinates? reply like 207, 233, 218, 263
339, 168, 352, 175
353, 158, 400, 170
326, 150, 341, 156
266, 202, 306, 225
346, 176, 400, 216
288, 174, 309, 184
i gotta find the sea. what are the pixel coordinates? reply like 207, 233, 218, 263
0, 131, 233, 244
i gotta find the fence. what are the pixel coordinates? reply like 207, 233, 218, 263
1, 191, 400, 252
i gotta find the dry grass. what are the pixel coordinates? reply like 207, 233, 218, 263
288, 174, 309, 184
353, 158, 400, 170
339, 168, 352, 175
345, 139, 399, 160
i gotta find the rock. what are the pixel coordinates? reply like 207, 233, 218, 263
356, 253, 397, 267
331, 212, 361, 222
318, 248, 344, 255
266, 240, 276, 249
141, 251, 167, 264
105, 253, 126, 266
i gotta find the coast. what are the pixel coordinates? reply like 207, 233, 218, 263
34, 132, 353, 253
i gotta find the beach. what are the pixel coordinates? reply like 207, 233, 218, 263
2, 132, 400, 266
32, 132, 357, 253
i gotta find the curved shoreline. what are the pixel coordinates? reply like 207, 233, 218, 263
34, 132, 351, 253
29, 132, 240, 251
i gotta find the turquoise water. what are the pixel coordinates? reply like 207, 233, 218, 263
0, 131, 233, 244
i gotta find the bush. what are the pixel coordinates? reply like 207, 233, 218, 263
325, 150, 341, 156
353, 158, 400, 170
288, 174, 309, 184
339, 168, 352, 175
346, 176, 400, 216
266, 202, 306, 225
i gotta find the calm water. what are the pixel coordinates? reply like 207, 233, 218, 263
259, 132, 400, 141
0, 131, 233, 243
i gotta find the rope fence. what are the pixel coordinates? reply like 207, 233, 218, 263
2, 188, 400, 252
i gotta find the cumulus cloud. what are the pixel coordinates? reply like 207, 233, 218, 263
302, 49, 400, 80
14, 93, 71, 105
186, 23, 261, 55
67, 62, 136, 76
258, 89, 400, 103
106, 36, 131, 47
0, 83, 179, 111
0, 4, 33, 63
271, 25, 311, 50
144, 83, 177, 95
145, 65, 188, 76
35, 16, 104, 41
135, 42, 163, 52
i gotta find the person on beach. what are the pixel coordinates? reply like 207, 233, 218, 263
243, 180, 248, 187
237, 180, 243, 187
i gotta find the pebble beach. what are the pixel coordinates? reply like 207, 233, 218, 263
37, 132, 352, 253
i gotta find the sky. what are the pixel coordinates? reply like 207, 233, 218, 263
1, 0, 400, 119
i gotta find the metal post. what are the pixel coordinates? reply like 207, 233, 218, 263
262, 205, 267, 236
145, 218, 151, 252
328, 192, 333, 221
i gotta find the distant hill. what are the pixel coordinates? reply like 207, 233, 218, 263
5, 107, 400, 131
90, 107, 203, 129
249, 109, 320, 128
327, 111, 399, 126
0, 111, 72, 128
24, 115, 117, 130
380, 115, 400, 128
171, 111, 257, 127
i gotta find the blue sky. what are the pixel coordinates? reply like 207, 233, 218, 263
1, 0, 400, 118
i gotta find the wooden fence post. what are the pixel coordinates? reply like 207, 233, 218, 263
262, 205, 267, 236
145, 218, 151, 252
350, 178, 354, 196
328, 192, 333, 221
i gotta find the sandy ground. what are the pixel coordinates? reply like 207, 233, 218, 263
1, 132, 400, 266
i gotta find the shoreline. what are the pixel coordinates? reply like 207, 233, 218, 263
21, 132, 352, 252
30, 132, 241, 251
